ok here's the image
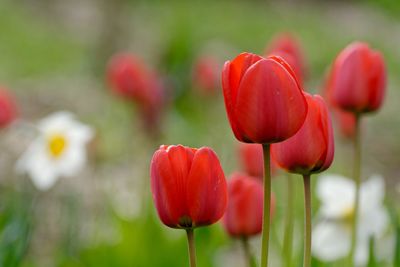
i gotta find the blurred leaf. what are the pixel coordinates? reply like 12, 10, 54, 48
0, 190, 33, 267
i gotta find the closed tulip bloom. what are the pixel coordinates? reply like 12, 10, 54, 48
238, 143, 278, 178
328, 42, 386, 114
150, 145, 228, 229
107, 53, 164, 135
0, 88, 17, 128
271, 93, 334, 175
192, 55, 220, 95
107, 53, 156, 101
222, 52, 307, 144
266, 33, 307, 85
223, 173, 275, 237
334, 109, 356, 139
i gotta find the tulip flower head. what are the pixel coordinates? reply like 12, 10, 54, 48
238, 143, 278, 178
107, 53, 164, 135
0, 88, 17, 129
333, 109, 356, 139
223, 173, 275, 237
266, 33, 306, 85
238, 143, 264, 177
150, 145, 228, 229
16, 111, 94, 190
222, 52, 308, 144
192, 55, 220, 95
271, 93, 334, 175
328, 42, 386, 114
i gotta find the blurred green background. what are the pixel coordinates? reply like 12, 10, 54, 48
0, 0, 399, 267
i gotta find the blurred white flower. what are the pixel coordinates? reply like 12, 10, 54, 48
312, 174, 389, 266
16, 111, 94, 190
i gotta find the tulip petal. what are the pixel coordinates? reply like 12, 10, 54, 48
186, 147, 227, 227
313, 95, 334, 172
222, 53, 263, 142
367, 51, 386, 112
150, 146, 194, 227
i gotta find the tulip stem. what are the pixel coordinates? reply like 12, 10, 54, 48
283, 174, 294, 267
349, 115, 362, 266
303, 174, 312, 267
241, 237, 257, 267
186, 229, 197, 267
261, 144, 271, 267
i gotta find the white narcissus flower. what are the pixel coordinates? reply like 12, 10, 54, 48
312, 174, 390, 266
16, 111, 94, 190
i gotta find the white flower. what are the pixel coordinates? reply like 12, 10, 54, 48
16, 111, 94, 190
312, 174, 389, 266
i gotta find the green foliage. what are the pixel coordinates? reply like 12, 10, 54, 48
0, 191, 33, 267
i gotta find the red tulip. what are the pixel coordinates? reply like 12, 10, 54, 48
266, 33, 306, 86
328, 42, 386, 114
0, 88, 17, 128
223, 173, 275, 237
222, 52, 308, 144
271, 93, 334, 175
238, 143, 278, 178
333, 109, 356, 139
150, 145, 228, 229
107, 53, 164, 135
192, 55, 219, 95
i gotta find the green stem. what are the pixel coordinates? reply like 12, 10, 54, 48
241, 237, 257, 267
349, 115, 362, 266
186, 229, 197, 267
303, 174, 312, 267
261, 144, 271, 267
283, 174, 294, 267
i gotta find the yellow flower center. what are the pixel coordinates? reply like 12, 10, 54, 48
342, 206, 355, 223
47, 134, 67, 158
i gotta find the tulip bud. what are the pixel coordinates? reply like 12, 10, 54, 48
223, 173, 275, 237
150, 145, 228, 229
0, 88, 17, 128
222, 52, 308, 144
328, 42, 386, 114
266, 33, 307, 86
333, 109, 356, 139
271, 93, 334, 175
192, 55, 220, 95
238, 143, 278, 178
107, 53, 164, 135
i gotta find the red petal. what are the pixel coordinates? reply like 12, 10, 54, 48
150, 145, 194, 228
186, 147, 227, 227
367, 51, 386, 112
222, 53, 263, 142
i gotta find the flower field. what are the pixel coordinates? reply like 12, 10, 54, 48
0, 1, 399, 267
